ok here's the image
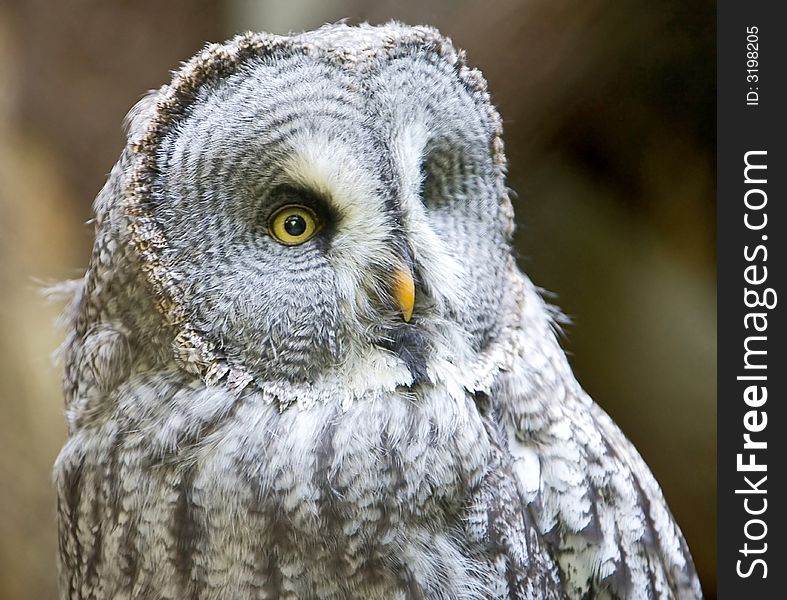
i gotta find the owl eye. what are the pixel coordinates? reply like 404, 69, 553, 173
269, 205, 321, 245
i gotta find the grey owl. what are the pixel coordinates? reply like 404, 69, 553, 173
54, 22, 703, 600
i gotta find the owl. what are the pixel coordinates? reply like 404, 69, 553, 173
54, 22, 702, 600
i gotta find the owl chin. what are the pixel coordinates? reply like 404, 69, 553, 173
375, 322, 431, 384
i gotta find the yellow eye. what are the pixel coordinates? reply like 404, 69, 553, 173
269, 205, 320, 245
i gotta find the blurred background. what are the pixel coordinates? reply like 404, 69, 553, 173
0, 1, 715, 598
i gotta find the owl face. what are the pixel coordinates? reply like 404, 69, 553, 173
133, 26, 513, 390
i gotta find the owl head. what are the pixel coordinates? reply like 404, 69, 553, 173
97, 23, 517, 404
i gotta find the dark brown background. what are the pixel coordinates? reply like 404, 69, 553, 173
0, 1, 715, 598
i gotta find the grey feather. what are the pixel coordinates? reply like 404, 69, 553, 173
54, 22, 702, 600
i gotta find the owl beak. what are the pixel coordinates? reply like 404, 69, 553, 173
392, 264, 415, 322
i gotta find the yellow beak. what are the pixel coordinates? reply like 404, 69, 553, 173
392, 264, 415, 322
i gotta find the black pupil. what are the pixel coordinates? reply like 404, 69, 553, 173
284, 214, 307, 237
